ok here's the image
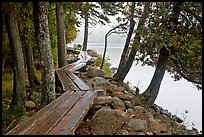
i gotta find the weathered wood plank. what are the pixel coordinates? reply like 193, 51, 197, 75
63, 69, 91, 91
48, 91, 97, 135
56, 69, 79, 91
26, 90, 86, 135
67, 51, 92, 72
6, 91, 74, 135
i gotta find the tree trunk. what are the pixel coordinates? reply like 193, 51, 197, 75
25, 44, 39, 87
113, 2, 136, 81
113, 3, 150, 83
141, 2, 183, 107
82, 2, 89, 51
34, 2, 56, 107
3, 2, 26, 109
2, 52, 7, 73
116, 47, 137, 84
56, 3, 66, 68
141, 47, 170, 107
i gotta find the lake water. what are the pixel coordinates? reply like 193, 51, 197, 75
68, 24, 202, 132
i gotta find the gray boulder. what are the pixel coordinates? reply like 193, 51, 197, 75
91, 108, 129, 135
124, 100, 134, 109
87, 77, 110, 90
127, 118, 148, 132
133, 106, 146, 113
87, 67, 106, 78
111, 97, 126, 111
95, 96, 113, 105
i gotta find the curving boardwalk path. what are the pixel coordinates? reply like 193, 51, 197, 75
6, 51, 98, 135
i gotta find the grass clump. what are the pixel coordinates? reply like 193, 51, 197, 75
88, 50, 115, 77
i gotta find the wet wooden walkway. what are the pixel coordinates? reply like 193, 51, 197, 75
6, 51, 98, 135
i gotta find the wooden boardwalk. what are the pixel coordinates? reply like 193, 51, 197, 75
6, 51, 98, 135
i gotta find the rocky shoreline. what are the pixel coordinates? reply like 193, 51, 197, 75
72, 49, 200, 135
24, 49, 201, 135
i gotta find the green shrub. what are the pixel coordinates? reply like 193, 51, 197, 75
73, 44, 82, 51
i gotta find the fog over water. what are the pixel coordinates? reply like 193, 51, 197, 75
68, 24, 202, 132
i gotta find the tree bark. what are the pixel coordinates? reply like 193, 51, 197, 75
113, 2, 136, 81
141, 47, 170, 107
25, 43, 39, 87
82, 2, 89, 51
113, 2, 150, 83
2, 52, 7, 73
56, 3, 66, 68
3, 2, 26, 109
33, 2, 56, 107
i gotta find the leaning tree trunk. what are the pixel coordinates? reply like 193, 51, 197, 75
34, 2, 56, 107
56, 3, 66, 68
114, 2, 150, 83
25, 43, 39, 87
3, 2, 26, 109
141, 47, 170, 107
141, 2, 183, 107
113, 2, 136, 81
82, 2, 89, 51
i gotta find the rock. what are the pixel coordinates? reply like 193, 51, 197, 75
91, 108, 129, 135
137, 132, 146, 135
107, 84, 120, 94
149, 118, 168, 134
87, 67, 106, 78
130, 96, 142, 106
124, 94, 134, 101
120, 129, 129, 135
126, 108, 135, 116
127, 118, 148, 132
112, 91, 126, 100
124, 101, 134, 109
146, 131, 153, 135
95, 89, 107, 96
147, 108, 156, 117
56, 86, 63, 93
123, 90, 128, 94
26, 101, 37, 109
89, 105, 103, 115
176, 116, 183, 123
111, 97, 126, 111
172, 115, 183, 123
30, 92, 41, 105
147, 112, 154, 119
118, 86, 125, 92
160, 108, 170, 116
95, 96, 113, 105
87, 77, 110, 90
133, 106, 146, 113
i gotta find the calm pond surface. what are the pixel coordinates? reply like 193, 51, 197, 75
69, 24, 202, 132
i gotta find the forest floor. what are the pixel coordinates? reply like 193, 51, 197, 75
2, 49, 201, 135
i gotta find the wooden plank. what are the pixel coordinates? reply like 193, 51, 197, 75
26, 90, 86, 135
48, 91, 97, 135
56, 69, 79, 91
67, 51, 92, 71
63, 69, 91, 91
71, 63, 87, 71
6, 91, 74, 135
